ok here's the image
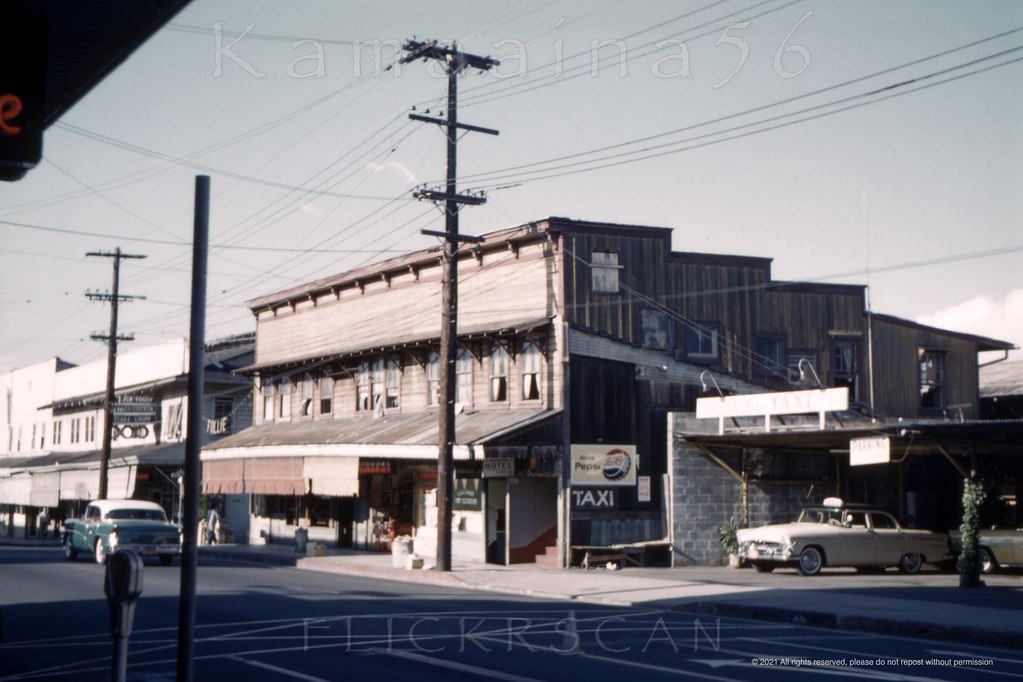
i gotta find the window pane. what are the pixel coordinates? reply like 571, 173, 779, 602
591, 251, 620, 293
426, 352, 440, 407
522, 342, 541, 400
386, 358, 400, 408
320, 376, 333, 414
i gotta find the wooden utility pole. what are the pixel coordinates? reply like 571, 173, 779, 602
86, 248, 146, 500
402, 39, 498, 571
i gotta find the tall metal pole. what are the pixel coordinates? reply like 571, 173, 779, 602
176, 175, 209, 682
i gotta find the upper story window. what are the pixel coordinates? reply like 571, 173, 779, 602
426, 352, 440, 407
167, 403, 183, 439
919, 349, 945, 411
522, 341, 541, 400
262, 378, 273, 421
319, 375, 334, 415
356, 361, 371, 412
84, 416, 95, 443
456, 348, 474, 407
591, 250, 621, 294
372, 358, 386, 411
490, 345, 509, 402
70, 418, 81, 444
212, 397, 233, 434
300, 376, 314, 417
753, 335, 785, 380
279, 379, 291, 419
386, 358, 401, 409
685, 323, 719, 361
787, 350, 818, 386
832, 339, 859, 401
52, 419, 62, 446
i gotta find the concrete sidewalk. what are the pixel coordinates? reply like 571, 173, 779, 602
196, 542, 1023, 651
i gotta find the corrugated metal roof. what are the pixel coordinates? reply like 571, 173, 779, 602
980, 359, 1023, 397
204, 409, 563, 451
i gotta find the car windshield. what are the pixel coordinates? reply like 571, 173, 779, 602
106, 508, 168, 522
797, 508, 844, 525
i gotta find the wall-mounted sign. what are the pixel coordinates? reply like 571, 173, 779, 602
850, 436, 890, 466
113, 394, 158, 424
570, 444, 637, 487
0, 9, 47, 180
696, 387, 848, 433
483, 457, 515, 478
453, 478, 482, 511
359, 460, 393, 475
637, 476, 651, 502
571, 488, 617, 509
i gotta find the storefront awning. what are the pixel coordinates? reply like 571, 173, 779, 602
0, 474, 32, 505
57, 465, 137, 501
243, 457, 306, 496
29, 471, 60, 507
304, 456, 359, 497
202, 458, 244, 495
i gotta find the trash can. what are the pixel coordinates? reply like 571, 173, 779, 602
295, 527, 308, 554
391, 536, 413, 568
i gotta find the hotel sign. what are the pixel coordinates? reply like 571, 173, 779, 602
696, 387, 848, 434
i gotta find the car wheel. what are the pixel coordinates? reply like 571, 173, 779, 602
63, 535, 78, 561
899, 553, 923, 574
978, 547, 996, 574
752, 562, 775, 573
94, 538, 107, 565
159, 554, 175, 566
797, 547, 824, 576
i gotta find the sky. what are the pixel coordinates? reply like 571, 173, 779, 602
2, 0, 1021, 372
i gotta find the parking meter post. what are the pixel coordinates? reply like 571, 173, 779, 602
105, 549, 143, 682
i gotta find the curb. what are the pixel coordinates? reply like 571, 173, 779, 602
676, 601, 1023, 650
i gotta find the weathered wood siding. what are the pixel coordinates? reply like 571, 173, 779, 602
255, 244, 552, 367
869, 316, 981, 418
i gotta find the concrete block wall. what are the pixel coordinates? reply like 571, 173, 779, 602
671, 443, 743, 566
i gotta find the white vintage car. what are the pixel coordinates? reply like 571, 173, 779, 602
736, 498, 950, 576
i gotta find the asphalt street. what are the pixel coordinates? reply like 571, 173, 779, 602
1, 546, 1020, 681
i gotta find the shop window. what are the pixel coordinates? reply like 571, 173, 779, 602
319, 375, 333, 415
919, 349, 945, 411
279, 379, 291, 419
591, 250, 621, 293
684, 322, 719, 361
456, 348, 473, 407
426, 352, 440, 407
386, 358, 401, 409
300, 376, 314, 416
356, 361, 371, 412
754, 335, 786, 381
522, 341, 541, 400
490, 345, 508, 402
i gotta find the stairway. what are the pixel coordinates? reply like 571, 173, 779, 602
533, 544, 561, 567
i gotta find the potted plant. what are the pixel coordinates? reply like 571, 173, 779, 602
718, 515, 741, 567
957, 477, 986, 588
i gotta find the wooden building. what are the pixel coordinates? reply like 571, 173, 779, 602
202, 217, 1014, 566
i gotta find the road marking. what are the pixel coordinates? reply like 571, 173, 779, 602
381, 648, 547, 682
228, 656, 334, 682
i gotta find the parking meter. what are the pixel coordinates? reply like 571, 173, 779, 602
105, 549, 143, 682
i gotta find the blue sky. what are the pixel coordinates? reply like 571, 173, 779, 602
2, 0, 1021, 371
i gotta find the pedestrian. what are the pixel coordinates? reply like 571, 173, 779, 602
207, 506, 220, 545
38, 508, 49, 539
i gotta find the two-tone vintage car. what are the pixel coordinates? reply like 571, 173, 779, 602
63, 499, 182, 565
952, 527, 1023, 574
736, 498, 950, 576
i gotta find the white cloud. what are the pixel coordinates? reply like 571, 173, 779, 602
917, 288, 1023, 351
